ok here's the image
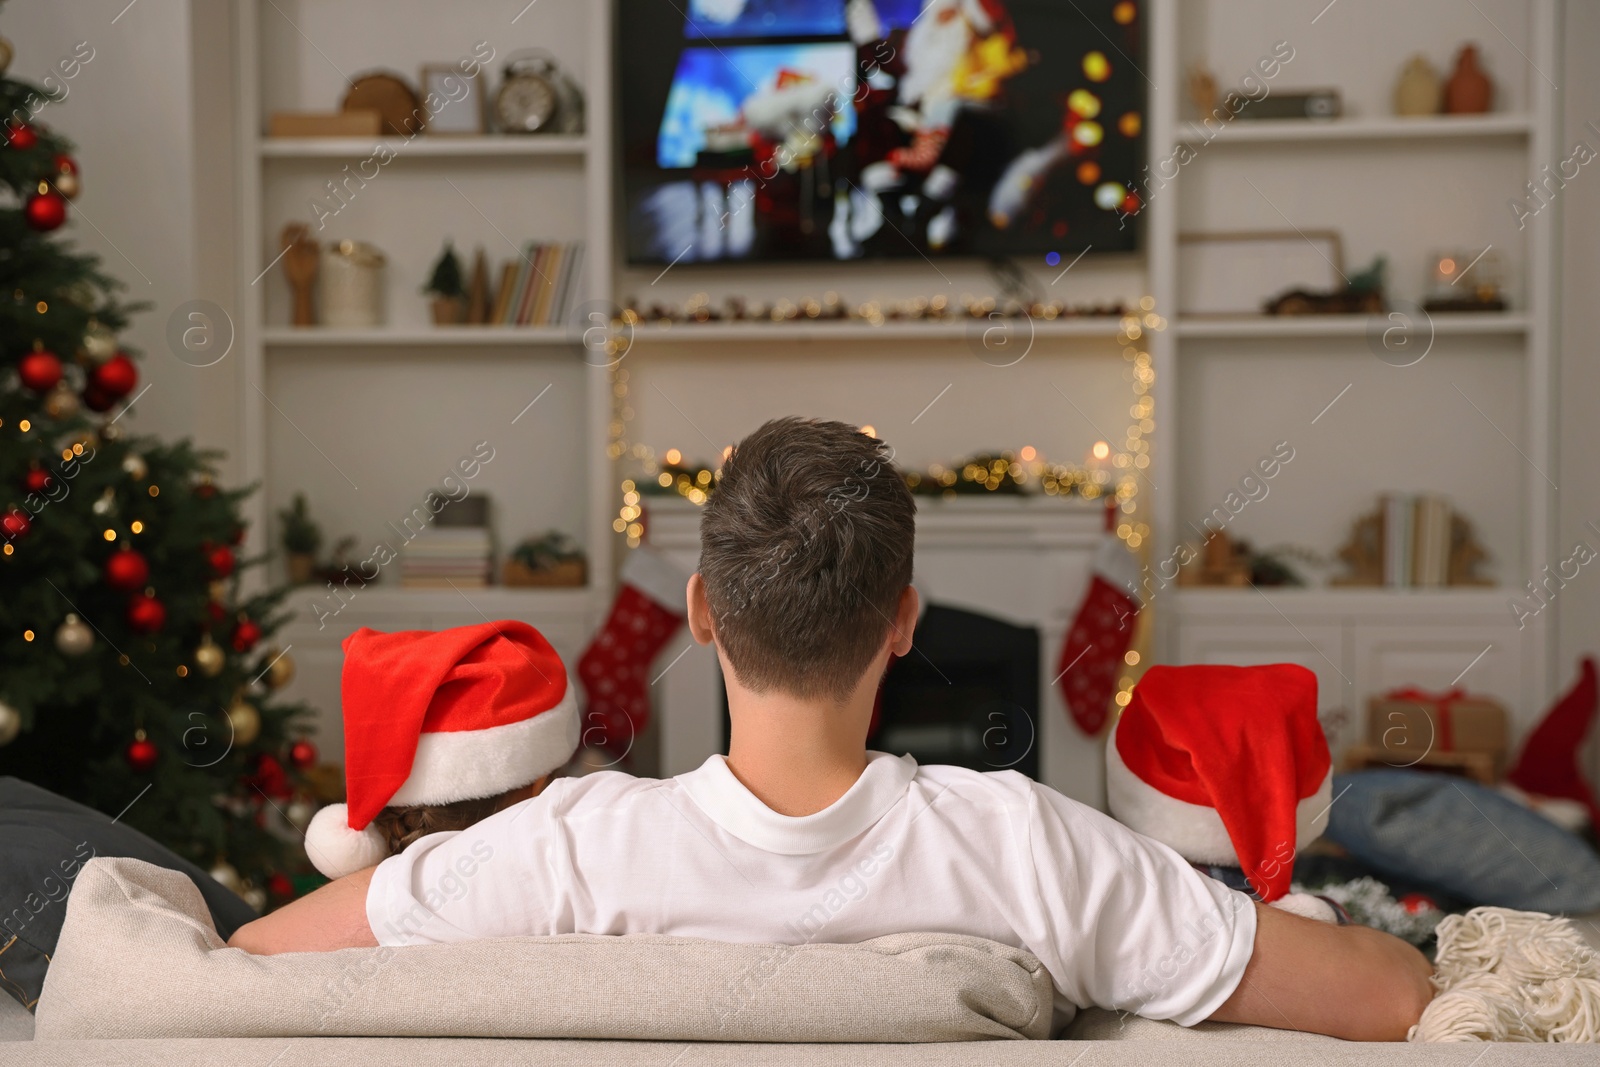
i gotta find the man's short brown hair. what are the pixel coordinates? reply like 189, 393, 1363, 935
699, 417, 916, 702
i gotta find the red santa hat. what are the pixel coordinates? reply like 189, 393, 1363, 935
304, 620, 578, 879
1105, 663, 1331, 904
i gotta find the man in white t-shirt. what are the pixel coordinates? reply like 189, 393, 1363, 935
231, 417, 1433, 1040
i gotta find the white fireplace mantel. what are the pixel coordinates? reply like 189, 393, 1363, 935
644, 495, 1111, 807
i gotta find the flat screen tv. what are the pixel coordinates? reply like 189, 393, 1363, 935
618, 0, 1147, 266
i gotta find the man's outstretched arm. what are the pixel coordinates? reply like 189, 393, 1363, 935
1210, 901, 1434, 1041
227, 866, 378, 954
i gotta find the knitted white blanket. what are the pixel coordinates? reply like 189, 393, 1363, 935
1412, 907, 1600, 1042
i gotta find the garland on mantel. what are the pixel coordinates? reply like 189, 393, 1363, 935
605, 302, 1163, 552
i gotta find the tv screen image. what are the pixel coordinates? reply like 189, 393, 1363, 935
619, 0, 1146, 266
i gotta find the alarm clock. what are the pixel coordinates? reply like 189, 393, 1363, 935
494, 51, 584, 135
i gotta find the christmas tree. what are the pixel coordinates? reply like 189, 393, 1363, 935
0, 26, 316, 908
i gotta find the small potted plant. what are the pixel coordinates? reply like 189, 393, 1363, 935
503, 530, 587, 587
277, 493, 322, 585
424, 241, 466, 325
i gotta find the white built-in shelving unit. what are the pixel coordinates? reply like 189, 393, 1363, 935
234, 0, 1563, 771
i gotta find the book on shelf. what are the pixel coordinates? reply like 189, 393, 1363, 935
1380, 493, 1454, 588
399, 525, 493, 589
486, 241, 585, 327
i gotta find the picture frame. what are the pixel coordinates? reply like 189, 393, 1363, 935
1178, 230, 1345, 317
419, 64, 484, 135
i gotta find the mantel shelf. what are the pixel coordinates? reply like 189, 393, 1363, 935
261, 326, 578, 347
626, 317, 1127, 344
1173, 113, 1532, 147
259, 135, 590, 160
1175, 313, 1529, 340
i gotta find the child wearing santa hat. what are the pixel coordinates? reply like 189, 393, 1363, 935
1105, 662, 1346, 923
304, 620, 580, 880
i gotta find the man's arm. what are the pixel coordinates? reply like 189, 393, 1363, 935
226, 866, 379, 954
1210, 901, 1434, 1041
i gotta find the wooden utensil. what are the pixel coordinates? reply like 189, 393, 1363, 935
280, 223, 320, 327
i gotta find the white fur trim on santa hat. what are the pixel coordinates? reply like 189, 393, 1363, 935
387, 683, 580, 807
1271, 892, 1339, 923
305, 803, 389, 880
621, 546, 690, 615
1104, 716, 1333, 867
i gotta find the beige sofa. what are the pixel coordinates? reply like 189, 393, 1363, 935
2, 859, 1594, 1065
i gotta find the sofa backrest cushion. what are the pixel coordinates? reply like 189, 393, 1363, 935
35, 857, 1054, 1042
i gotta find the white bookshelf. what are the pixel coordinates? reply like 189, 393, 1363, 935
1147, 0, 1560, 719
233, 0, 616, 645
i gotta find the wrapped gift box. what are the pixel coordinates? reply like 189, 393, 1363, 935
1364, 689, 1509, 777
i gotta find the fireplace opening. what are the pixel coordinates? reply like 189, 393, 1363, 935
719, 602, 1040, 779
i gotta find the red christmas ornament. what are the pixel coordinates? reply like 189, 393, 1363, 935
207, 544, 236, 579
18, 348, 63, 393
23, 469, 53, 494
1, 509, 31, 541
90, 352, 138, 399
229, 525, 246, 546
1398, 892, 1438, 915
266, 872, 294, 898
126, 592, 167, 634
205, 599, 227, 626
104, 547, 151, 592
24, 190, 67, 231
82, 385, 117, 413
7, 123, 37, 150
288, 738, 318, 770
231, 617, 262, 653
125, 735, 159, 773
249, 753, 290, 799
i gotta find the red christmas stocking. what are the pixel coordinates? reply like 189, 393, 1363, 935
1058, 508, 1143, 735
577, 547, 689, 755
1506, 657, 1600, 828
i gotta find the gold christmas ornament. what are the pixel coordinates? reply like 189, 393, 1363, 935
43, 383, 80, 420
0, 35, 13, 76
121, 453, 148, 480
264, 648, 295, 689
194, 636, 225, 677
208, 859, 243, 894
0, 700, 20, 746
82, 323, 117, 359
226, 698, 261, 746
53, 168, 80, 201
54, 613, 94, 656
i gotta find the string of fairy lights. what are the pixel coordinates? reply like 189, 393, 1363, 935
605, 297, 1162, 552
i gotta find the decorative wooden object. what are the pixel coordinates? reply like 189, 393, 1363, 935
502, 557, 587, 587
268, 110, 382, 138
1444, 44, 1493, 114
342, 71, 423, 136
1177, 530, 1251, 586
279, 223, 320, 327
1448, 515, 1493, 585
1393, 55, 1442, 116
1187, 64, 1219, 118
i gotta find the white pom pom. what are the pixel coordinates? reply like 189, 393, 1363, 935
304, 804, 389, 879
1269, 891, 1339, 923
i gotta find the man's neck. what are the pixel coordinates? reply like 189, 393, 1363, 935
723, 679, 876, 818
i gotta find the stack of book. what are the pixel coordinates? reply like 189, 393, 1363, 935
1382, 492, 1452, 588
399, 515, 493, 588
490, 240, 584, 327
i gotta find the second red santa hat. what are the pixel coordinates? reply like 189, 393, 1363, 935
305, 620, 578, 879
1105, 663, 1331, 903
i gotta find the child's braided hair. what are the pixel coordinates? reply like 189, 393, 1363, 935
368, 793, 507, 854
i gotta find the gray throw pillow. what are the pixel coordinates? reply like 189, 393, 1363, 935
1324, 770, 1600, 914
0, 777, 257, 1010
